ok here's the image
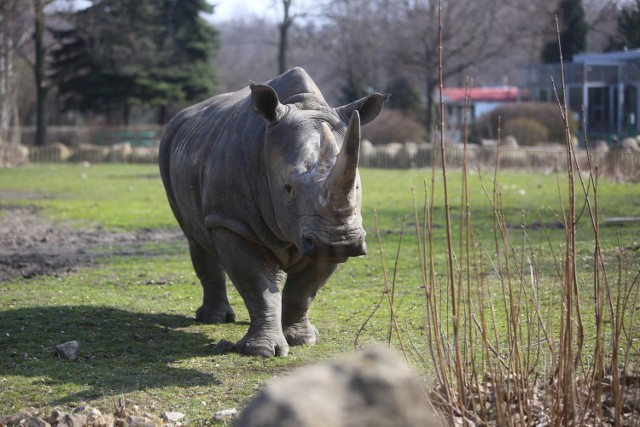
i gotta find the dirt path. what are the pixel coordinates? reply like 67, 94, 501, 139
0, 205, 184, 282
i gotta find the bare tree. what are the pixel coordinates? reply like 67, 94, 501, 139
215, 17, 278, 93
0, 0, 30, 145
278, 0, 293, 74
394, 0, 549, 133
321, 0, 394, 101
32, 0, 50, 146
320, 0, 562, 136
583, 0, 621, 51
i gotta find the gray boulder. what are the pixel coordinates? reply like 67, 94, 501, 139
236, 347, 438, 427
55, 340, 79, 360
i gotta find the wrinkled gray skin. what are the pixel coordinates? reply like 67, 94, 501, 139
159, 67, 388, 357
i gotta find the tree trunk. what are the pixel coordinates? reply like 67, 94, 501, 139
33, 0, 47, 147
424, 78, 435, 139
123, 103, 130, 126
278, 0, 293, 75
158, 105, 167, 125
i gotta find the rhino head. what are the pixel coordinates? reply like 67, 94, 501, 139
250, 83, 388, 264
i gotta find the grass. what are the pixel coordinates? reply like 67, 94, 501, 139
0, 163, 639, 424
0, 163, 176, 230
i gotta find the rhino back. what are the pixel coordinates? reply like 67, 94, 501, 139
160, 88, 268, 250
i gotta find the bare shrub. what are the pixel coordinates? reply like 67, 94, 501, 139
502, 118, 549, 146
361, 109, 425, 145
471, 102, 577, 143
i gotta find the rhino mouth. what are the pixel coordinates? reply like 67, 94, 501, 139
300, 233, 367, 263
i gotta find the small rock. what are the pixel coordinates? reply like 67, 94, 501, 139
214, 408, 238, 421
47, 410, 86, 427
127, 415, 163, 427
0, 411, 50, 427
161, 412, 185, 423
70, 406, 113, 427
55, 340, 79, 360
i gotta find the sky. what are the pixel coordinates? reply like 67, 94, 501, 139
67, 0, 279, 22
210, 0, 278, 22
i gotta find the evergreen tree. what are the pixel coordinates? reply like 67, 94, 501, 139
50, 0, 217, 124
385, 77, 422, 119
609, 0, 640, 50
541, 0, 588, 63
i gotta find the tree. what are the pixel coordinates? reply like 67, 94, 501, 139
369, 0, 532, 136
609, 0, 640, 50
322, 0, 391, 105
278, 0, 293, 74
384, 77, 422, 119
50, 0, 217, 124
583, 0, 619, 51
32, 0, 51, 146
541, 0, 588, 63
152, 0, 219, 122
215, 17, 278, 94
0, 0, 30, 145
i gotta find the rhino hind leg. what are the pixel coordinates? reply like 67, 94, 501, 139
282, 262, 337, 346
188, 239, 236, 324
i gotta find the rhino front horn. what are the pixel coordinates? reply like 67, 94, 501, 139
324, 110, 361, 210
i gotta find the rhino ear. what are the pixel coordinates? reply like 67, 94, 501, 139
336, 93, 390, 125
250, 82, 285, 122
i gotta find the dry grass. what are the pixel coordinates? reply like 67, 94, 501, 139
369, 7, 640, 426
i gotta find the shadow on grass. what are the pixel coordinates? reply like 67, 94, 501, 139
0, 306, 220, 406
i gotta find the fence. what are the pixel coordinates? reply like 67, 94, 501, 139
19, 126, 163, 147
360, 143, 640, 181
3, 137, 639, 182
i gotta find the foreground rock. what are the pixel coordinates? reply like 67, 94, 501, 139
236, 347, 438, 427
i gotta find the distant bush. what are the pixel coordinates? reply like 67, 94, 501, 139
502, 118, 549, 146
362, 109, 425, 145
471, 102, 577, 143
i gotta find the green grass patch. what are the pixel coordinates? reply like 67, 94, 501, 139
0, 163, 175, 230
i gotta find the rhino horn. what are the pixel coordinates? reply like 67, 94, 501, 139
323, 111, 361, 210
318, 123, 339, 174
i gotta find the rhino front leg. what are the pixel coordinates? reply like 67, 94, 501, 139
188, 239, 235, 324
282, 262, 337, 346
214, 229, 289, 357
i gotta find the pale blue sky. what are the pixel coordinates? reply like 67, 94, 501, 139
68, 0, 278, 22
211, 0, 278, 22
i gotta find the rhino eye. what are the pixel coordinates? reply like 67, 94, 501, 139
284, 184, 294, 200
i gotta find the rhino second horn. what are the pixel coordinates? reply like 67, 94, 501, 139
324, 111, 361, 210
318, 123, 339, 175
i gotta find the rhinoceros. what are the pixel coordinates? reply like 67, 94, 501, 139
159, 67, 388, 357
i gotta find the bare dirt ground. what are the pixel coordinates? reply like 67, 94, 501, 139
0, 203, 184, 282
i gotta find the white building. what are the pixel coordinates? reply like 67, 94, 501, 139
517, 49, 640, 138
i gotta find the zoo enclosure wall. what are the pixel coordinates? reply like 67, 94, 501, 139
18, 140, 640, 183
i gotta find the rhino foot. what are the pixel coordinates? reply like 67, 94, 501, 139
196, 304, 235, 324
283, 322, 319, 346
235, 331, 290, 357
